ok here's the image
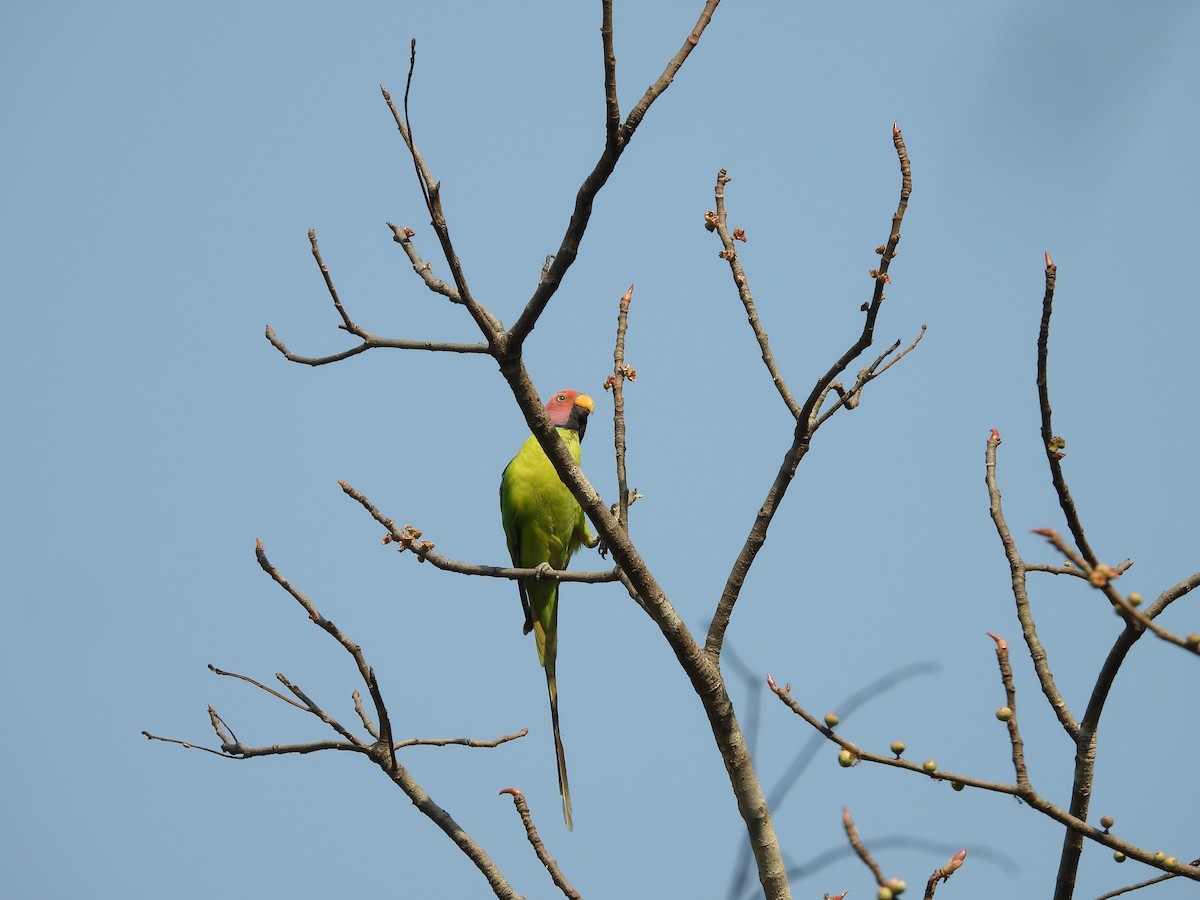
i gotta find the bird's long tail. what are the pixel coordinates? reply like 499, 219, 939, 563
545, 657, 573, 830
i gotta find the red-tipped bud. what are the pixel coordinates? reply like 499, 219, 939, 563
940, 849, 967, 876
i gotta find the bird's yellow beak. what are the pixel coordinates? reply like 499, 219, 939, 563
575, 394, 595, 413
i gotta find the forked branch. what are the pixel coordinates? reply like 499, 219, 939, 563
706, 125, 919, 659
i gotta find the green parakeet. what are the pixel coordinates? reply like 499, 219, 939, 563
499, 389, 598, 830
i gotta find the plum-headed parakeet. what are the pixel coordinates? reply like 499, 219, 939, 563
499, 389, 599, 829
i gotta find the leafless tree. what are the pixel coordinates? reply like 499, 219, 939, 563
144, 3, 1199, 898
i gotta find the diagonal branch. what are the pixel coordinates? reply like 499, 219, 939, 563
507, 1, 723, 350
985, 429, 1078, 735
382, 62, 502, 340
841, 807, 886, 886
608, 285, 636, 530
986, 633, 1030, 790
255, 539, 397, 768
601, 0, 620, 150
337, 479, 621, 585
705, 125, 914, 659
499, 360, 791, 899
265, 229, 488, 365
499, 788, 582, 899
1036, 252, 1097, 565
709, 170, 800, 417
1031, 528, 1200, 656
766, 677, 1200, 883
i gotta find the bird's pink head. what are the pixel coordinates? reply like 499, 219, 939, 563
544, 389, 595, 437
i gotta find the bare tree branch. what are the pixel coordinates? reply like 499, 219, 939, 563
706, 125, 916, 660
985, 429, 1078, 735
264, 228, 489, 364
709, 170, 800, 417
386, 43, 502, 339
1030, 528, 1200, 656
767, 669, 1200, 882
255, 538, 397, 767
336, 479, 620, 585
499, 788, 582, 899
208, 663, 308, 711
601, 0, 619, 149
507, 1, 723, 349
1037, 252, 1098, 565
841, 806, 886, 886
387, 222, 462, 301
607, 285, 636, 530
985, 633, 1029, 790
1094, 858, 1200, 900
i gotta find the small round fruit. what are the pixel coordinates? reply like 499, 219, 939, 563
1128, 592, 1143, 607
890, 740, 906, 756
922, 759, 938, 774
1113, 851, 1126, 863
1099, 815, 1114, 830
1186, 633, 1199, 647
824, 713, 840, 728
996, 706, 1014, 722
886, 877, 907, 894
951, 780, 965, 792
838, 749, 854, 767
1163, 857, 1178, 870
876, 888, 894, 900
1153, 851, 1166, 863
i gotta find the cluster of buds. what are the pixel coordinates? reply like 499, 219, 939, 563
603, 365, 638, 392
1089, 563, 1118, 588
382, 525, 433, 558
1047, 434, 1067, 459
732, 227, 747, 242
703, 210, 719, 232
868, 269, 891, 284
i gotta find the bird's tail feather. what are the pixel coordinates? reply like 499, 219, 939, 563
545, 659, 573, 830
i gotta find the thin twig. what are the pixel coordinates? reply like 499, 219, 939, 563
1031, 529, 1200, 655
1036, 252, 1097, 565
507, 0, 723, 350
265, 325, 486, 365
609, 285, 635, 530
141, 731, 241, 759
499, 788, 582, 899
710, 169, 800, 417
706, 126, 915, 660
276, 672, 365, 747
264, 229, 488, 365
395, 729, 528, 750
986, 633, 1029, 789
381, 73, 501, 338
1094, 858, 1200, 900
766, 676, 1200, 881
985, 429, 1078, 736
813, 326, 927, 427
387, 223, 462, 301
255, 539, 396, 768
841, 807, 886, 885
208, 664, 308, 711
601, 0, 619, 150
337, 480, 620, 585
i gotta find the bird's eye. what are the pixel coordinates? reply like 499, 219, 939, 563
556, 393, 567, 402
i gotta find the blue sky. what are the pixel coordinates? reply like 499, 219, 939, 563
3, 2, 1198, 898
